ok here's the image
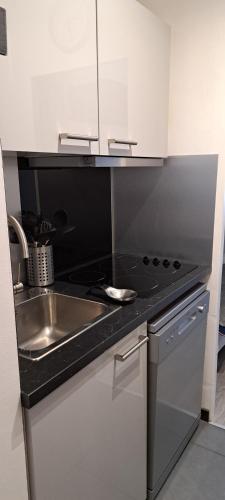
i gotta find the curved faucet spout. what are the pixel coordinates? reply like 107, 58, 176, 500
7, 214, 29, 259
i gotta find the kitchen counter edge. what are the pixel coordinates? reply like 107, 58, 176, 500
19, 265, 210, 409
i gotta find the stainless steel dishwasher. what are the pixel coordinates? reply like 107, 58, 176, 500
147, 284, 209, 500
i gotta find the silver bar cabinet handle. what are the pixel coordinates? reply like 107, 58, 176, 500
115, 335, 148, 362
108, 138, 138, 147
59, 133, 99, 142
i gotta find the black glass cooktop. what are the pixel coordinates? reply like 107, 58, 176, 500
57, 254, 197, 299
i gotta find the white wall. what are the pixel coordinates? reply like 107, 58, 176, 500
144, 0, 225, 419
0, 147, 28, 499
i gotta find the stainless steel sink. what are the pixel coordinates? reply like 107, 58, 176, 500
16, 292, 118, 361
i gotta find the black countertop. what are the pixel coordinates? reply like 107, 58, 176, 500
18, 265, 209, 409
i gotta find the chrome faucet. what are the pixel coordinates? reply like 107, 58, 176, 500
8, 214, 29, 294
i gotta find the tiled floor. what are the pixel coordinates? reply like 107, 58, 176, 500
157, 421, 225, 500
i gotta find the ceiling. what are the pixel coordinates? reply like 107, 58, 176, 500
138, 0, 225, 27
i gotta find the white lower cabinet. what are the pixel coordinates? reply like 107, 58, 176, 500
24, 322, 147, 500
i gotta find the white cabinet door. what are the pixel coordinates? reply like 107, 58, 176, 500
0, 0, 99, 154
97, 0, 170, 157
25, 322, 147, 500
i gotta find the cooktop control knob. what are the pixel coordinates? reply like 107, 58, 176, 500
173, 260, 181, 269
143, 256, 150, 265
152, 257, 160, 266
163, 259, 170, 268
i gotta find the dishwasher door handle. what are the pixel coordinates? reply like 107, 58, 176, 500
115, 335, 148, 362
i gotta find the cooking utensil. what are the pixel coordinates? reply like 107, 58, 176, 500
98, 285, 137, 303
36, 228, 57, 245
53, 209, 68, 228
51, 224, 76, 244
39, 219, 52, 233
22, 211, 39, 230
22, 211, 41, 241
52, 208, 75, 243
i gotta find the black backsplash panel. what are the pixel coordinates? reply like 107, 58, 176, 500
19, 168, 112, 273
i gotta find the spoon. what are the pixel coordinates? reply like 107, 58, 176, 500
99, 284, 137, 303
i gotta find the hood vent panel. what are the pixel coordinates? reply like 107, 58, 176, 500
16, 153, 164, 169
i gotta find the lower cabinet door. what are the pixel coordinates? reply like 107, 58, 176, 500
25, 322, 147, 500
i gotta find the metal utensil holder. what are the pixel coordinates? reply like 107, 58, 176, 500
27, 244, 54, 287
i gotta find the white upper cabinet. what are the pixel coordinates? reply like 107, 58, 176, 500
0, 0, 99, 153
0, 0, 170, 156
97, 0, 170, 157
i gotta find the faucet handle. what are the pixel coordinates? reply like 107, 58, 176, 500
13, 263, 25, 294
17, 262, 21, 284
